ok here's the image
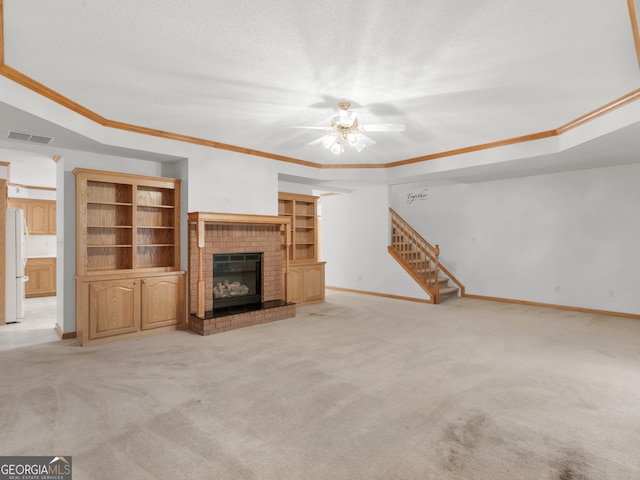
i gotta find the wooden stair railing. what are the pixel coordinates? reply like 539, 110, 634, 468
388, 208, 465, 304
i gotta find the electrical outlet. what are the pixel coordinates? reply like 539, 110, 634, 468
357, 274, 362, 281
554, 285, 561, 293
608, 290, 615, 297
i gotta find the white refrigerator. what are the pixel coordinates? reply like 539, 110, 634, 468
5, 208, 29, 323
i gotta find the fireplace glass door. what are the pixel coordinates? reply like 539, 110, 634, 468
213, 253, 262, 309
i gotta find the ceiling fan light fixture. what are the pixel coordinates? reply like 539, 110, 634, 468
322, 134, 337, 149
353, 139, 367, 152
330, 140, 343, 155
339, 110, 356, 126
299, 101, 405, 155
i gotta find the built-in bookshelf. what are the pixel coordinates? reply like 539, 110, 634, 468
74, 169, 185, 346
278, 192, 325, 306
76, 172, 180, 274
278, 192, 318, 263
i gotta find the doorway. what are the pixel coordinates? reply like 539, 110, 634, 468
1, 153, 59, 349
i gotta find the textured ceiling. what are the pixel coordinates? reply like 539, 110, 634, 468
2, 0, 640, 166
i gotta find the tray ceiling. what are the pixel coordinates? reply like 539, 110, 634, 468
2, 1, 640, 167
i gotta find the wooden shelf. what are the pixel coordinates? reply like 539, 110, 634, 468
88, 201, 133, 206
87, 244, 132, 248
88, 225, 132, 228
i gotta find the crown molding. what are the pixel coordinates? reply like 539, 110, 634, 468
1, 2, 639, 170
628, 0, 640, 69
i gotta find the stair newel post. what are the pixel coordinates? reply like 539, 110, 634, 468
434, 244, 441, 304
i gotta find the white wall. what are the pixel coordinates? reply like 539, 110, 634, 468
188, 150, 279, 215
0, 148, 56, 199
390, 163, 640, 314
321, 185, 429, 301
277, 180, 315, 196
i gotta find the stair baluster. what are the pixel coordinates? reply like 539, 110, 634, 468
388, 208, 464, 304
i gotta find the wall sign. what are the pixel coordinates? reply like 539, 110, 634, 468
406, 188, 428, 204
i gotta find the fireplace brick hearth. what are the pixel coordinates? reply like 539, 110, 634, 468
188, 213, 295, 335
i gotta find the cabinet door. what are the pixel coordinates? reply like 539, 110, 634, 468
285, 266, 304, 304
49, 202, 56, 234
25, 259, 56, 297
302, 263, 325, 303
7, 199, 27, 214
88, 279, 140, 339
27, 201, 49, 235
141, 275, 184, 330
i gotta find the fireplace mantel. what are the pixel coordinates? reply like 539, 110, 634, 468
188, 211, 291, 227
188, 212, 292, 319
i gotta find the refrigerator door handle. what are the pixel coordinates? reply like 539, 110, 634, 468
22, 214, 29, 270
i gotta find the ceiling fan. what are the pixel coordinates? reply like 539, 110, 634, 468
291, 101, 405, 154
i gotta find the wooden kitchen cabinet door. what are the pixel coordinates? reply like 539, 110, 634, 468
25, 258, 56, 297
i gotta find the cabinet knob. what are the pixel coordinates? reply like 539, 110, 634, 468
133, 281, 138, 285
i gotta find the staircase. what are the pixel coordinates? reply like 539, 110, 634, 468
388, 208, 464, 304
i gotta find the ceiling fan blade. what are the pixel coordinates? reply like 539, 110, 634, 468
289, 125, 332, 130
358, 134, 376, 146
307, 136, 327, 146
307, 134, 337, 146
361, 123, 405, 132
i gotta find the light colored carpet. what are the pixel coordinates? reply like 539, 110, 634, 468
1, 290, 640, 479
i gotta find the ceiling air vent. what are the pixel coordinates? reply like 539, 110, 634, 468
7, 130, 54, 145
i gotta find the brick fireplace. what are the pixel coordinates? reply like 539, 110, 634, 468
188, 212, 295, 335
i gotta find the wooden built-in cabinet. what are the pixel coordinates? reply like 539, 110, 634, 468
285, 262, 325, 305
278, 192, 325, 305
79, 273, 185, 342
25, 258, 56, 297
278, 192, 318, 262
7, 199, 56, 235
74, 168, 185, 346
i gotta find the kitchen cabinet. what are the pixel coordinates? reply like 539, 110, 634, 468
49, 202, 56, 233
7, 199, 56, 235
25, 257, 56, 297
